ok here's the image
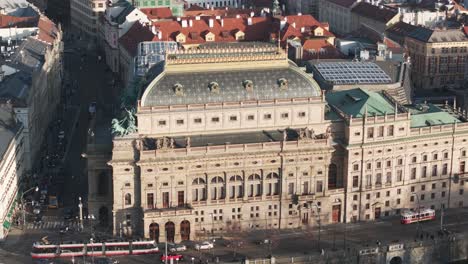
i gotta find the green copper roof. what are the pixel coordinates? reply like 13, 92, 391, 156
325, 88, 395, 118
408, 104, 461, 128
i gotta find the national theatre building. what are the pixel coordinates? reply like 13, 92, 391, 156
105, 43, 468, 242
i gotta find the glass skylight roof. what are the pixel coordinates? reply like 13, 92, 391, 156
314, 62, 393, 85
135, 41, 178, 76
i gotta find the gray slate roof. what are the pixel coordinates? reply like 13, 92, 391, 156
408, 27, 468, 43
142, 66, 322, 106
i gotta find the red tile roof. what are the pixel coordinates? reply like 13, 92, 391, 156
140, 7, 173, 20
0, 14, 38, 28
119, 22, 155, 56
300, 39, 343, 60
37, 16, 59, 45
150, 14, 334, 46
464, 26, 468, 35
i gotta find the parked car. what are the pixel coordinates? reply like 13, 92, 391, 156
63, 208, 74, 220
255, 239, 271, 245
195, 241, 214, 250
34, 215, 43, 224
168, 243, 187, 252
160, 254, 184, 261
33, 206, 41, 215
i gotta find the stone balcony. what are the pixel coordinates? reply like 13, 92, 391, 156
144, 203, 193, 218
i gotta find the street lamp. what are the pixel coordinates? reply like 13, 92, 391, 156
78, 197, 83, 231
21, 186, 39, 229
90, 238, 95, 264
85, 214, 96, 237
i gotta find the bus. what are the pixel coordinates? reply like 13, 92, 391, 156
31, 240, 159, 259
48, 195, 58, 209
400, 209, 435, 224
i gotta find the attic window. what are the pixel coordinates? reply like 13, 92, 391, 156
243, 80, 254, 92
277, 78, 288, 90
209, 82, 220, 94
221, 31, 229, 38
173, 83, 184, 96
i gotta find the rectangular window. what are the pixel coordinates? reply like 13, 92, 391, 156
377, 162, 381, 169
410, 168, 416, 180
303, 181, 309, 194
281, 113, 289, 119
353, 176, 359, 188
147, 193, 154, 209
367, 127, 374, 138
288, 183, 294, 195
366, 174, 371, 187
432, 165, 438, 176
442, 191, 446, 197
264, 113, 272, 120
433, 154, 438, 160
229, 116, 237, 121
158, 120, 166, 126
162, 192, 169, 208
298, 112, 306, 117
316, 181, 323, 192
386, 172, 392, 183
194, 118, 202, 123
396, 170, 402, 182
387, 125, 394, 136
366, 163, 371, 170
376, 173, 382, 185
176, 119, 184, 125
422, 166, 427, 178
442, 163, 448, 175
247, 115, 255, 120
211, 117, 220, 123
353, 164, 359, 171
421, 185, 425, 191
378, 126, 384, 137
178, 191, 184, 206
460, 161, 466, 173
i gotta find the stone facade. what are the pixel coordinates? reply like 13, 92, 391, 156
71, 0, 106, 38
105, 44, 468, 242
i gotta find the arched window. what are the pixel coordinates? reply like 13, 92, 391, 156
247, 174, 262, 197
211, 176, 224, 183
265, 173, 280, 195
328, 164, 338, 189
229, 175, 243, 199
192, 177, 206, 202
124, 193, 132, 205
210, 176, 225, 200
192, 178, 206, 185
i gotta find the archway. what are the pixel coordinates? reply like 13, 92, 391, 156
149, 223, 160, 243
389, 256, 402, 264
165, 222, 175, 242
98, 206, 109, 226
180, 220, 190, 241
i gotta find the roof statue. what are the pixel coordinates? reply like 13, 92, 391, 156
111, 108, 137, 137
299, 127, 315, 141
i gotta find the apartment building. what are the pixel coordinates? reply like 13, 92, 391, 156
70, 0, 106, 37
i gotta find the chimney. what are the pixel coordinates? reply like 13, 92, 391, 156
177, 17, 181, 21
151, 25, 157, 35
181, 20, 188, 28
221, 19, 224, 27
292, 22, 296, 28
209, 18, 214, 28
250, 11, 254, 17
207, 4, 209, 9
236, 14, 241, 18
301, 27, 305, 33
247, 17, 253, 25
298, 12, 302, 16
158, 31, 162, 39
189, 20, 193, 27
216, 15, 221, 19
195, 16, 201, 20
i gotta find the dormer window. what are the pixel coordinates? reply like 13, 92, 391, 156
243, 80, 254, 92
209, 82, 220, 94
173, 83, 184, 96
277, 78, 288, 90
